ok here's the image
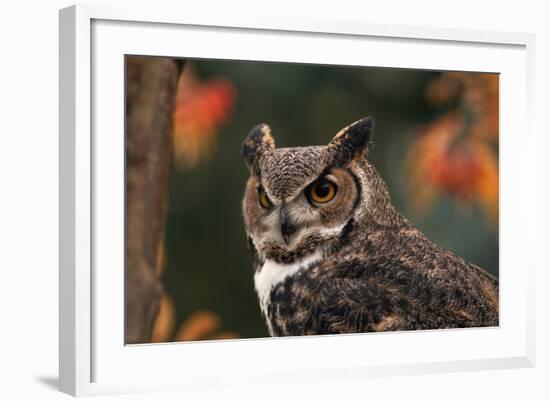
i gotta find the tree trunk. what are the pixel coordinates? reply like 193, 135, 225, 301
125, 56, 183, 344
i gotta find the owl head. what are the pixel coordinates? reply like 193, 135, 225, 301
241, 117, 380, 265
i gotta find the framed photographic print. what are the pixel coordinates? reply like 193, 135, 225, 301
59, 4, 536, 396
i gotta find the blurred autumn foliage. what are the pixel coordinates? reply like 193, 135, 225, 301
152, 295, 240, 342
173, 66, 236, 169
407, 72, 499, 224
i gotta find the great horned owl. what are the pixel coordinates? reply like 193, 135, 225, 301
241, 117, 499, 336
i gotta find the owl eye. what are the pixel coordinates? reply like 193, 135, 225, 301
307, 179, 337, 204
258, 187, 272, 209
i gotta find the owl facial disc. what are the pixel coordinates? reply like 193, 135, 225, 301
241, 118, 373, 264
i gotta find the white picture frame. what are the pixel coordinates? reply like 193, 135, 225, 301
59, 4, 536, 397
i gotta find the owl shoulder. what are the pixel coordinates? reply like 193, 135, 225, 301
310, 261, 411, 333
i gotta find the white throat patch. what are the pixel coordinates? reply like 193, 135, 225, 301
254, 251, 322, 335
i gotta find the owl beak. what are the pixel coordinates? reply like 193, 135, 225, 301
279, 208, 296, 245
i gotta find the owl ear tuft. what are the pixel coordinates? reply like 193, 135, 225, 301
241, 123, 276, 175
328, 117, 374, 166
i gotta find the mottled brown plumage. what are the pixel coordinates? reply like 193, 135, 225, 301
241, 117, 498, 336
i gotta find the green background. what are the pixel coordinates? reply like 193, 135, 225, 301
163, 60, 499, 339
